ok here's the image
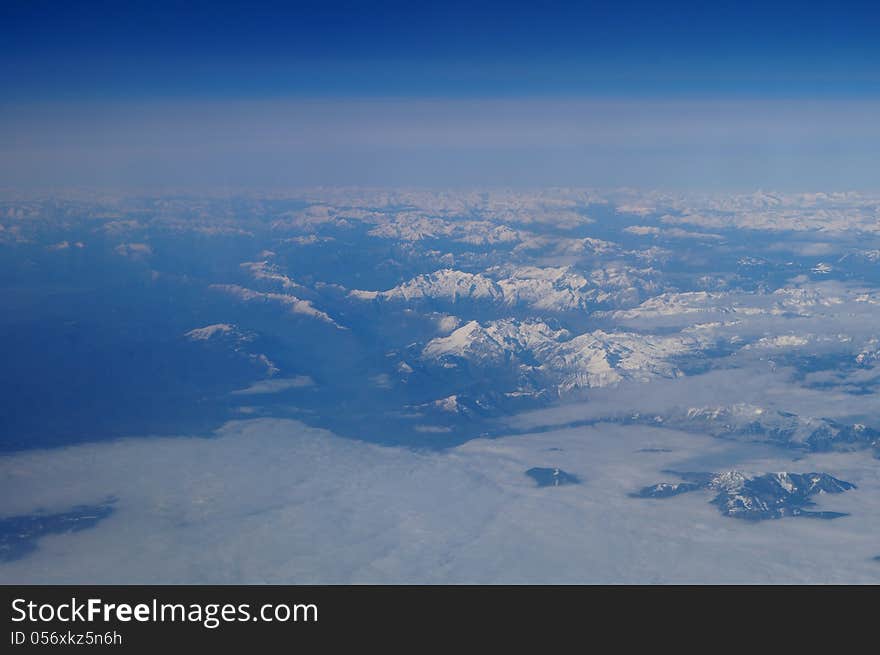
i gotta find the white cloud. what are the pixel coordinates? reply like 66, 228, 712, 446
114, 242, 152, 259
1, 418, 879, 583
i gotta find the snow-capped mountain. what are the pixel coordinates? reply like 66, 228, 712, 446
636, 470, 856, 520
210, 284, 344, 328
351, 269, 502, 303
350, 264, 660, 311
422, 319, 569, 366
185, 323, 251, 342
623, 404, 879, 452
607, 291, 729, 321
541, 329, 706, 392
607, 284, 861, 325
412, 389, 548, 419
418, 393, 494, 416
421, 318, 711, 393
184, 323, 279, 376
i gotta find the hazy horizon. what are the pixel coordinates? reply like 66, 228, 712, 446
3, 2, 880, 190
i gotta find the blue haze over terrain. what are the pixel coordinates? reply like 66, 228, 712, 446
2, 2, 880, 583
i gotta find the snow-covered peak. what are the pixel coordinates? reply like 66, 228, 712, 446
422, 319, 711, 393
350, 264, 659, 312
185, 323, 253, 342
422, 318, 569, 364
210, 285, 344, 329
378, 269, 502, 303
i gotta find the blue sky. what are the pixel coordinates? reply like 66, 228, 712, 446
2, 1, 879, 189
4, 0, 880, 99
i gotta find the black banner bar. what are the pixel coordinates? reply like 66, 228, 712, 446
1, 585, 875, 649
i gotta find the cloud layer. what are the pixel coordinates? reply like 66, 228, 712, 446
2, 418, 878, 583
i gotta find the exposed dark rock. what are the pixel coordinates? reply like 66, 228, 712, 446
526, 467, 581, 487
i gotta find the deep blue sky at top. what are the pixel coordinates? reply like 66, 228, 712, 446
3, 0, 880, 100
